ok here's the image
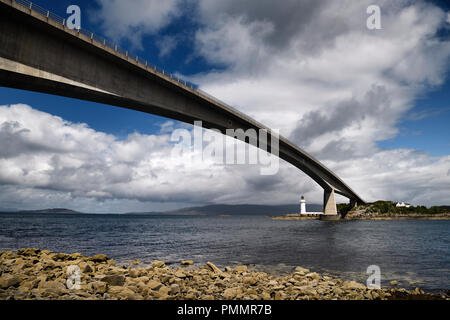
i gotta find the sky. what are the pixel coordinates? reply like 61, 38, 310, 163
0, 0, 449, 212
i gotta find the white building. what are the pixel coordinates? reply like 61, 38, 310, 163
396, 202, 411, 208
300, 196, 307, 214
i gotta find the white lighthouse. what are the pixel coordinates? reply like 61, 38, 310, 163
300, 195, 307, 214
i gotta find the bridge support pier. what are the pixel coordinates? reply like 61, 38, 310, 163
323, 189, 337, 215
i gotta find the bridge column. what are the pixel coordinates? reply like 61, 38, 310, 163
323, 189, 337, 215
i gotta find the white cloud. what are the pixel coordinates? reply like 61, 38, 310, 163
93, 0, 183, 49
2, 1, 450, 211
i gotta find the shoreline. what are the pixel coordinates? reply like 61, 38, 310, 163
273, 214, 450, 221
1, 249, 448, 300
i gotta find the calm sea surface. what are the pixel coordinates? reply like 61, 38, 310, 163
0, 213, 448, 292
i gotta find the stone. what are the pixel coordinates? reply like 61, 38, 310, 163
148, 280, 163, 291
0, 274, 22, 289
101, 275, 125, 286
170, 284, 180, 294
342, 281, 367, 290
158, 285, 170, 296
108, 286, 137, 300
222, 287, 240, 299
206, 262, 222, 273
268, 280, 278, 286
129, 269, 139, 278
38, 280, 67, 294
152, 260, 165, 268
89, 254, 108, 263
174, 270, 186, 278
88, 281, 107, 294
53, 253, 70, 261
305, 272, 321, 280
181, 260, 194, 265
390, 280, 398, 286
294, 266, 310, 274
17, 248, 41, 256
243, 276, 258, 286
234, 265, 247, 272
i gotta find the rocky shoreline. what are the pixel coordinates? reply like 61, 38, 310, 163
1, 249, 448, 300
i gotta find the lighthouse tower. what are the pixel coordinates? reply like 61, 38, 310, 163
300, 196, 307, 214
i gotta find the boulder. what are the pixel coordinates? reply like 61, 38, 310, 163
89, 254, 108, 263
16, 248, 41, 256
342, 281, 367, 290
170, 284, 180, 294
206, 262, 222, 273
234, 265, 247, 272
88, 281, 107, 294
148, 280, 163, 291
101, 275, 125, 286
222, 287, 241, 300
294, 266, 310, 275
0, 274, 22, 289
152, 260, 165, 268
181, 260, 194, 266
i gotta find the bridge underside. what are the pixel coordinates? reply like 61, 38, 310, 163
0, 0, 365, 215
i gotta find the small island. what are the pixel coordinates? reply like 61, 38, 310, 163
274, 201, 450, 221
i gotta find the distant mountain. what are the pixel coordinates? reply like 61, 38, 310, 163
126, 203, 323, 216
17, 208, 82, 214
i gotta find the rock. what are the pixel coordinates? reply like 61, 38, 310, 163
152, 260, 165, 268
82, 264, 94, 273
16, 248, 41, 256
129, 269, 139, 278
224, 267, 233, 272
148, 280, 163, 291
234, 265, 247, 272
38, 280, 67, 294
101, 275, 125, 286
181, 260, 194, 266
390, 280, 398, 286
68, 253, 83, 260
158, 285, 170, 297
294, 266, 310, 274
268, 280, 278, 286
342, 281, 367, 290
88, 281, 107, 294
129, 259, 140, 265
108, 286, 137, 300
243, 276, 258, 286
305, 272, 321, 280
170, 284, 180, 294
0, 274, 22, 289
89, 254, 108, 263
333, 287, 343, 295
222, 287, 240, 299
53, 253, 70, 261
174, 270, 186, 278
206, 262, 222, 273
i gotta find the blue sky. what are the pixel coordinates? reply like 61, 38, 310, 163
0, 0, 449, 212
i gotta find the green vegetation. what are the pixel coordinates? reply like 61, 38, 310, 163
338, 201, 449, 216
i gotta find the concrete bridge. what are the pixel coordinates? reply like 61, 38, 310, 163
0, 0, 365, 215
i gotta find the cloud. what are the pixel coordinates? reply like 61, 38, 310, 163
93, 0, 183, 49
2, 1, 450, 211
1, 104, 449, 212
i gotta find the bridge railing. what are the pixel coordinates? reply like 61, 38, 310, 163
11, 0, 270, 130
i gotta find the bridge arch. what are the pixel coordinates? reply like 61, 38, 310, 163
0, 0, 365, 214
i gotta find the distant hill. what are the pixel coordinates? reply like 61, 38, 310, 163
126, 203, 323, 216
17, 208, 82, 214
